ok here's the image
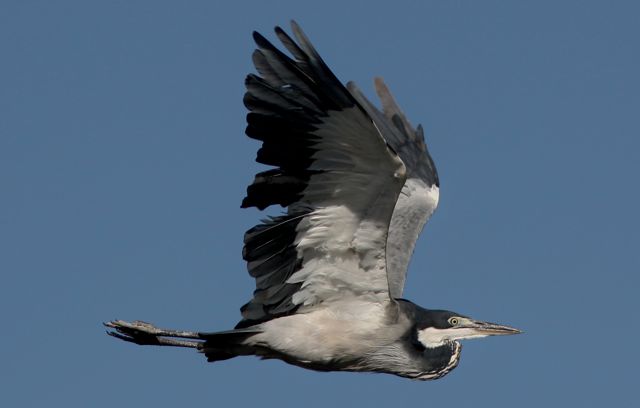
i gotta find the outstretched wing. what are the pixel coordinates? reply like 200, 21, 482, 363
347, 78, 439, 299
237, 22, 406, 328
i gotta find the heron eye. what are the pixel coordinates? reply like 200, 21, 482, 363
448, 317, 460, 326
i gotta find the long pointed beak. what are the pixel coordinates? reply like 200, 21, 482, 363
467, 320, 522, 336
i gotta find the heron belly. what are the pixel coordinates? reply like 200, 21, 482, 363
247, 299, 402, 366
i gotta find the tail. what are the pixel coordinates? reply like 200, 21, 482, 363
104, 320, 261, 362
198, 329, 261, 362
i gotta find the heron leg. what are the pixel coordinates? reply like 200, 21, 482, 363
104, 320, 203, 348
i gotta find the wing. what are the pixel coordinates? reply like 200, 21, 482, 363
347, 78, 439, 299
237, 22, 407, 328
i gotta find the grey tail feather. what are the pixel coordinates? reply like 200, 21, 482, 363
198, 328, 262, 362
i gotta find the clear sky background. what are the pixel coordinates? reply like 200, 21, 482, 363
2, 1, 639, 406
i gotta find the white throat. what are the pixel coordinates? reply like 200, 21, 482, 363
418, 327, 488, 348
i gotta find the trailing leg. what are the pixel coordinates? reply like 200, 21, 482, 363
104, 319, 263, 362
104, 320, 203, 348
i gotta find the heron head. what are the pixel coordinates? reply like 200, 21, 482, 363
415, 310, 521, 349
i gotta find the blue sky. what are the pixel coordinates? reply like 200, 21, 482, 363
2, 1, 639, 406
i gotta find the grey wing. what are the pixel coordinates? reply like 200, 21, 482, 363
237, 23, 406, 328
348, 78, 440, 299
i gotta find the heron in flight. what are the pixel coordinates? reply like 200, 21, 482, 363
106, 21, 520, 381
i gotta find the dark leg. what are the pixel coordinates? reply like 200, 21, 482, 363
104, 320, 203, 348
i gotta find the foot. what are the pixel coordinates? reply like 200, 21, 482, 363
104, 320, 165, 345
104, 320, 201, 348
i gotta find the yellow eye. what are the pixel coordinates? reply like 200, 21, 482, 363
449, 317, 460, 326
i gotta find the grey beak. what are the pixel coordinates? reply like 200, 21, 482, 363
469, 320, 522, 336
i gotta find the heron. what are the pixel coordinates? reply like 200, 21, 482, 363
105, 21, 521, 381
